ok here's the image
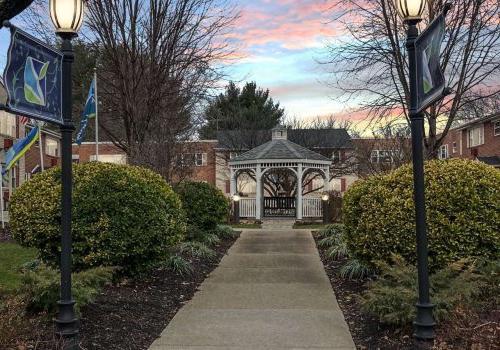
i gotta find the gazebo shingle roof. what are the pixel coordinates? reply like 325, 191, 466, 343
230, 139, 330, 162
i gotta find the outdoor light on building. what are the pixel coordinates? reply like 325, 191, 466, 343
395, 0, 426, 21
321, 193, 329, 202
233, 194, 241, 202
50, 0, 85, 33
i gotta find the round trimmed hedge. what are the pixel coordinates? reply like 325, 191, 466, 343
174, 181, 229, 230
343, 159, 499, 270
10, 162, 186, 274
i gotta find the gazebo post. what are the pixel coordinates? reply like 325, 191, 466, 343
230, 169, 237, 196
255, 165, 262, 220
296, 163, 303, 221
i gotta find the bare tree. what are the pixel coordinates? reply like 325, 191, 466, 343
323, 0, 500, 158
21, 0, 238, 182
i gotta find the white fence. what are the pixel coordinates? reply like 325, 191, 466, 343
302, 198, 322, 218
239, 198, 256, 218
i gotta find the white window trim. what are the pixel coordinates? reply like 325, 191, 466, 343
468, 125, 484, 148
194, 153, 207, 167
452, 142, 457, 154
438, 144, 449, 159
494, 121, 500, 137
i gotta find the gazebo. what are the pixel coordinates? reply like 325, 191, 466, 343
229, 125, 332, 221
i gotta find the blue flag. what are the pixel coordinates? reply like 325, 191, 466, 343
3, 126, 40, 175
75, 78, 96, 145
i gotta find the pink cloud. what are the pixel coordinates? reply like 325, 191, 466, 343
229, 1, 343, 51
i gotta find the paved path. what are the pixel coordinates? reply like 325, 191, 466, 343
149, 229, 355, 350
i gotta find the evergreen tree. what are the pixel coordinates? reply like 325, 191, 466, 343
200, 82, 284, 138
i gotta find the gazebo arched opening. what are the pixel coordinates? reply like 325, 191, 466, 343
229, 125, 332, 222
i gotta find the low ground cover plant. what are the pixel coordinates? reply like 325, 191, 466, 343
343, 159, 499, 270
360, 255, 499, 326
19, 263, 114, 315
10, 162, 186, 275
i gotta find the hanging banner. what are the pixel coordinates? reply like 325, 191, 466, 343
414, 12, 446, 113
1, 24, 64, 125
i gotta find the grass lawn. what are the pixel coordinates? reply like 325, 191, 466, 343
0, 242, 37, 292
293, 223, 329, 230
230, 223, 261, 229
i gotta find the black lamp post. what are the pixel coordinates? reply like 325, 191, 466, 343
321, 193, 329, 224
396, 0, 436, 340
232, 194, 241, 224
49, 0, 84, 348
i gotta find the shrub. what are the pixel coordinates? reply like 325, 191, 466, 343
360, 255, 499, 325
19, 265, 113, 315
343, 159, 500, 270
212, 225, 239, 239
175, 181, 229, 230
179, 241, 216, 260
10, 162, 186, 274
317, 224, 350, 261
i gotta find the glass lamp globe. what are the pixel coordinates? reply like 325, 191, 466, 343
50, 0, 84, 33
395, 0, 426, 21
321, 194, 330, 201
232, 194, 241, 202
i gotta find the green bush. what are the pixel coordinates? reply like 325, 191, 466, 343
175, 181, 229, 230
360, 255, 499, 325
10, 162, 186, 274
19, 264, 113, 315
343, 159, 500, 270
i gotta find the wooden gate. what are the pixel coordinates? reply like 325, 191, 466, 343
264, 197, 296, 217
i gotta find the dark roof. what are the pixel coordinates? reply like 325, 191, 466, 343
216, 129, 353, 151
455, 113, 500, 131
230, 139, 330, 162
477, 156, 500, 167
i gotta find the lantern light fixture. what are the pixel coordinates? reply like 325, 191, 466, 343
50, 0, 84, 34
233, 194, 241, 202
321, 194, 329, 202
395, 0, 426, 21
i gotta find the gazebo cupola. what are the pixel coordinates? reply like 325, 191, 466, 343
272, 125, 287, 140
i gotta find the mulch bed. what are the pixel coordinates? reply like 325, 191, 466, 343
0, 227, 12, 242
313, 234, 499, 350
7, 233, 239, 350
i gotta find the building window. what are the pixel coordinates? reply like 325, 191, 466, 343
494, 121, 500, 136
468, 125, 484, 147
438, 144, 449, 159
45, 138, 59, 157
229, 152, 240, 159
195, 153, 207, 167
371, 150, 394, 163
0, 112, 17, 138
452, 142, 457, 153
90, 154, 127, 164
332, 150, 341, 163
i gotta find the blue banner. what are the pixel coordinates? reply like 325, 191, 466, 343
415, 13, 446, 113
2, 25, 64, 125
76, 78, 96, 145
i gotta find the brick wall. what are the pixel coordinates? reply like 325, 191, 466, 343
440, 119, 500, 160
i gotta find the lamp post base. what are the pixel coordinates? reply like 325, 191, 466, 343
55, 299, 78, 349
414, 302, 436, 340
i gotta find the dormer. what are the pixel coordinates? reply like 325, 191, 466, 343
272, 125, 287, 140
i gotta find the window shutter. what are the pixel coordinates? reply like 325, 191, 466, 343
341, 178, 346, 192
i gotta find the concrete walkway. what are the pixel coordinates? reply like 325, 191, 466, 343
149, 229, 355, 350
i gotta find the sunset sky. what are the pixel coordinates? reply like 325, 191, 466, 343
0, 1, 364, 125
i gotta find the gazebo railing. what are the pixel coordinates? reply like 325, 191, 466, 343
302, 197, 322, 218
239, 198, 256, 218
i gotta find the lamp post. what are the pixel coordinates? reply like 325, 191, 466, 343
232, 194, 241, 224
396, 0, 435, 340
49, 0, 84, 348
321, 193, 329, 224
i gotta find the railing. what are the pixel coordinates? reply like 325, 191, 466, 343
302, 197, 322, 217
239, 198, 256, 218
264, 197, 296, 217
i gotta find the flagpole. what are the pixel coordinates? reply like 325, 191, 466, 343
94, 69, 99, 162
38, 124, 44, 171
0, 165, 4, 230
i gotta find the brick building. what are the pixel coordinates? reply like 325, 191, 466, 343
438, 113, 500, 167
